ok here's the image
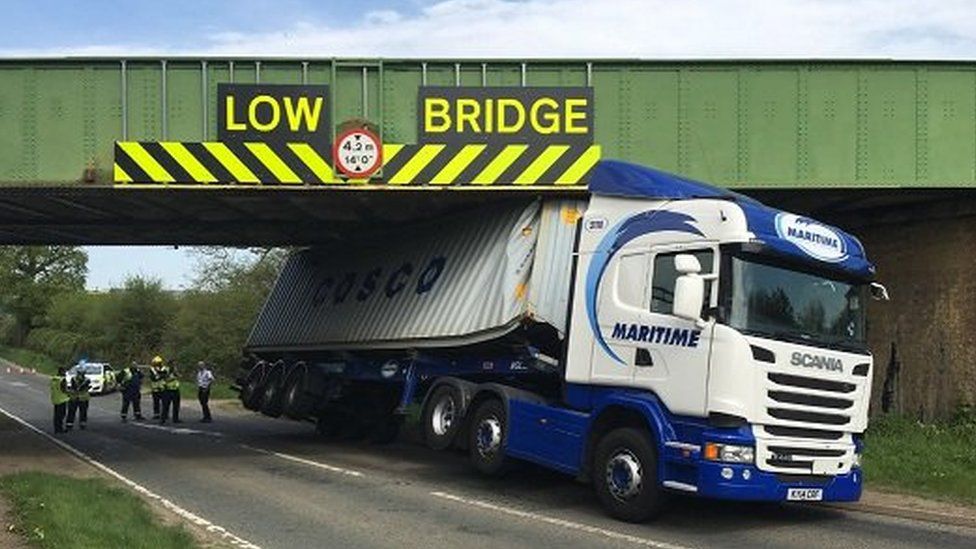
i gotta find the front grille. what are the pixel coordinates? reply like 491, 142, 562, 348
755, 434, 855, 474
765, 370, 862, 432
756, 362, 864, 474
767, 446, 846, 457
775, 474, 832, 485
768, 373, 855, 393
768, 391, 853, 409
764, 425, 845, 440
768, 408, 850, 425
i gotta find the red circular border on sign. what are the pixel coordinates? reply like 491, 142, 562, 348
332, 127, 383, 179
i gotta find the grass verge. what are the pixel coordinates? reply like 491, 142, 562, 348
0, 471, 195, 548
178, 382, 237, 401
864, 413, 976, 505
0, 346, 60, 376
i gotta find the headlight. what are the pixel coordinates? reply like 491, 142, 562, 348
853, 452, 862, 468
704, 442, 755, 464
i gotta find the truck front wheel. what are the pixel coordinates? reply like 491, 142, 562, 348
592, 427, 665, 523
468, 399, 509, 475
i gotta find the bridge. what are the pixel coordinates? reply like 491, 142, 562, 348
0, 57, 974, 244
0, 56, 973, 421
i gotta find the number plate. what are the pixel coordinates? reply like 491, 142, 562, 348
787, 488, 823, 501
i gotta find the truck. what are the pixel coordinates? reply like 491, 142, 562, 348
236, 159, 888, 522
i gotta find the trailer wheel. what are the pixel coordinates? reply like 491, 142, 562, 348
422, 385, 462, 450
592, 427, 665, 523
281, 364, 316, 420
259, 363, 287, 418
468, 399, 509, 475
240, 363, 267, 411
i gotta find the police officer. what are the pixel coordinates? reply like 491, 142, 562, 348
119, 362, 144, 422
160, 362, 181, 424
50, 367, 69, 434
66, 369, 91, 431
149, 356, 166, 420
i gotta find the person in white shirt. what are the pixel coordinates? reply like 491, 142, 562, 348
196, 361, 215, 423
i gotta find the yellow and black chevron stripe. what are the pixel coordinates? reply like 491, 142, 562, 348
114, 141, 600, 187
381, 144, 600, 186
115, 141, 337, 185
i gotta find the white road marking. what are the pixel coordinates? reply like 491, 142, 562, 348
5, 381, 28, 387
0, 405, 261, 549
240, 444, 364, 478
429, 491, 695, 549
129, 421, 223, 438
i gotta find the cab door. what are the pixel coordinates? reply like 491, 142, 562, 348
588, 250, 652, 385
630, 245, 718, 417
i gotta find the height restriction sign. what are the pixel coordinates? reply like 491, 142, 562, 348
333, 127, 382, 178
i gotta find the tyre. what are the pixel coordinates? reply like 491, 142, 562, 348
467, 398, 509, 475
259, 363, 287, 418
422, 385, 462, 450
281, 363, 316, 420
592, 427, 665, 523
240, 362, 267, 411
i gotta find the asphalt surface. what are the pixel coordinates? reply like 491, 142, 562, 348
1, 366, 974, 549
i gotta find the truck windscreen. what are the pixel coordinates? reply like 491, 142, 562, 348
727, 256, 867, 352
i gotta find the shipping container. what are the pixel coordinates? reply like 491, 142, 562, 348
246, 198, 585, 352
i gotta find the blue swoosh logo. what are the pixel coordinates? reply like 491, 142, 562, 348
584, 210, 704, 363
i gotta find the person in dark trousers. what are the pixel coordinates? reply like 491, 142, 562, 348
50, 367, 69, 434
149, 356, 165, 420
160, 362, 181, 424
119, 362, 144, 422
66, 369, 91, 430
196, 361, 214, 423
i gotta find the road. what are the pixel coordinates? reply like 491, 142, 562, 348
0, 366, 973, 549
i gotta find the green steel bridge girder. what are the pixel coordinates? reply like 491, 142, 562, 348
1, 58, 976, 189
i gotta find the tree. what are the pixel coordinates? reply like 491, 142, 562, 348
190, 247, 287, 294
0, 246, 87, 344
101, 276, 177, 364
165, 247, 288, 376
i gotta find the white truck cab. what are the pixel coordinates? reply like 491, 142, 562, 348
563, 161, 879, 508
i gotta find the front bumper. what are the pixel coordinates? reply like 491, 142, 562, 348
695, 461, 861, 502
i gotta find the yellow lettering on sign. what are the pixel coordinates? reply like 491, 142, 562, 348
497, 99, 525, 134
248, 95, 280, 132
456, 99, 481, 133
225, 96, 246, 131
283, 97, 323, 132
564, 98, 588, 134
484, 99, 494, 132
530, 97, 560, 134
425, 98, 451, 133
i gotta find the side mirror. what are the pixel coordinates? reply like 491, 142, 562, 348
869, 282, 890, 301
673, 254, 705, 323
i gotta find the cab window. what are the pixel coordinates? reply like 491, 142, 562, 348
650, 249, 714, 314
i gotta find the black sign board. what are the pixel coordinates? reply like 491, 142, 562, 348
418, 87, 593, 145
217, 84, 331, 145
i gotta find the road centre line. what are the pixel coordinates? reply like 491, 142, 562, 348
0, 404, 261, 549
240, 443, 364, 478
429, 491, 694, 549
129, 421, 224, 437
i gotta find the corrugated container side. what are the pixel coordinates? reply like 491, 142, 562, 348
246, 200, 544, 351
527, 199, 589, 337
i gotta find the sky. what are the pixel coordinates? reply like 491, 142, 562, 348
3, 0, 974, 289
